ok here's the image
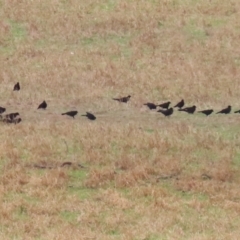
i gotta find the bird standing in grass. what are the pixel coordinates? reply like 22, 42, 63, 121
234, 109, 240, 113
158, 101, 171, 109
198, 109, 214, 116
5, 112, 19, 121
82, 112, 96, 120
174, 99, 184, 109
113, 95, 131, 103
62, 111, 78, 118
179, 105, 196, 114
216, 105, 231, 114
143, 103, 158, 110
38, 100, 47, 110
158, 107, 174, 117
3, 117, 21, 124
13, 82, 20, 91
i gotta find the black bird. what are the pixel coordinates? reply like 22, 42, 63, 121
216, 105, 231, 114
0, 107, 6, 114
3, 117, 21, 124
143, 103, 158, 110
158, 101, 171, 109
158, 107, 174, 117
5, 112, 19, 121
62, 111, 78, 118
234, 109, 240, 113
113, 95, 131, 103
38, 100, 47, 110
179, 105, 196, 114
81, 112, 96, 120
198, 109, 214, 116
174, 99, 184, 109
13, 82, 20, 91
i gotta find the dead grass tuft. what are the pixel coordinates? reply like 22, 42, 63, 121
40, 169, 69, 188
84, 168, 116, 188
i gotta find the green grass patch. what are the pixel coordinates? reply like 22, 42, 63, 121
60, 210, 79, 224
68, 170, 97, 199
9, 20, 27, 43
69, 169, 88, 182
13, 205, 29, 221
184, 19, 208, 42
0, 20, 26, 54
100, 0, 117, 11
80, 33, 132, 59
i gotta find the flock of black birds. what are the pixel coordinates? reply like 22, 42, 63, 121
111, 95, 235, 117
0, 82, 97, 124
1, 82, 238, 125
144, 99, 234, 117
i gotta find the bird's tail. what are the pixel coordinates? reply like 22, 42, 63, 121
14, 118, 21, 124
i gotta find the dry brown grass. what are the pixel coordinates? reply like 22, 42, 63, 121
1, 0, 240, 239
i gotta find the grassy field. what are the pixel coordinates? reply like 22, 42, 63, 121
1, 0, 240, 239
